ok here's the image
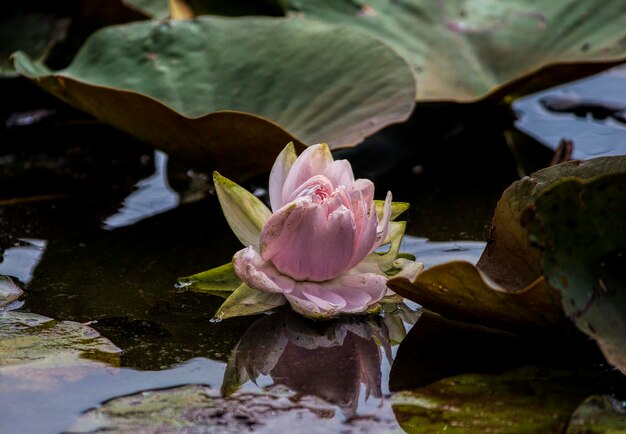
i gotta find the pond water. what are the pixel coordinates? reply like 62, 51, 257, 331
1, 66, 626, 433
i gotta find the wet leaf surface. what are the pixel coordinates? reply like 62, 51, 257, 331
14, 16, 416, 178
0, 311, 121, 393
69, 383, 400, 434
391, 365, 613, 434
0, 276, 23, 308
288, 0, 626, 102
524, 173, 626, 372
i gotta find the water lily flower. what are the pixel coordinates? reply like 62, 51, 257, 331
213, 143, 422, 319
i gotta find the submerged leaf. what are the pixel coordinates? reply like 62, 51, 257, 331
567, 395, 626, 434
0, 276, 23, 309
0, 312, 121, 368
524, 174, 626, 372
14, 17, 416, 178
288, 0, 626, 102
215, 284, 286, 320
392, 366, 608, 434
0, 312, 121, 392
69, 384, 336, 433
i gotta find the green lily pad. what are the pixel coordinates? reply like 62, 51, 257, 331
392, 366, 606, 434
0, 312, 121, 367
388, 262, 567, 334
0, 311, 121, 391
478, 157, 626, 291
524, 174, 626, 373
388, 157, 626, 334
288, 0, 626, 102
567, 395, 626, 434
0, 5, 70, 77
13, 16, 416, 179
0, 276, 23, 308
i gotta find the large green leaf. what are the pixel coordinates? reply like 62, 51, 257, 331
13, 16, 416, 179
288, 0, 626, 102
389, 157, 626, 335
524, 174, 626, 373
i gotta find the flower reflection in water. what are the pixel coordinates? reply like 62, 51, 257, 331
222, 305, 419, 418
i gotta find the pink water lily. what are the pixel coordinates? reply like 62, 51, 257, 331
214, 143, 421, 319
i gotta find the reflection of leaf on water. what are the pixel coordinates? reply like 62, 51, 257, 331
222, 307, 415, 417
540, 93, 626, 124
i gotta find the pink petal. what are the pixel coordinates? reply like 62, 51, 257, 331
281, 144, 333, 204
333, 272, 388, 310
322, 159, 355, 189
233, 246, 295, 294
261, 199, 356, 282
285, 272, 388, 318
269, 143, 297, 212
345, 180, 378, 269
285, 175, 335, 204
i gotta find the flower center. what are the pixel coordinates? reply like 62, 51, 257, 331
289, 175, 334, 204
